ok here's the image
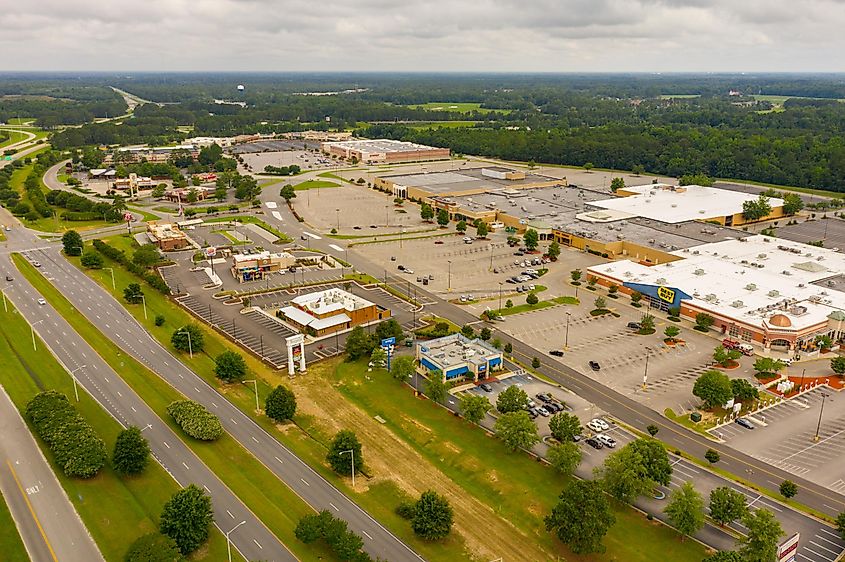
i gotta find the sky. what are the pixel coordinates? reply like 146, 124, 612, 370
1, 0, 843, 72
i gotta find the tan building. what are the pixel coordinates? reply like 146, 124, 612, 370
276, 288, 390, 337
321, 139, 450, 164
146, 221, 189, 251
111, 173, 159, 194
231, 251, 296, 282
111, 144, 199, 164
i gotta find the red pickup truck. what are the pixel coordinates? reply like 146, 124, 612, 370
722, 339, 754, 356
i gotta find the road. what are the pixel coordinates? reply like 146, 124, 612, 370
0, 386, 104, 562
1, 226, 422, 562
0, 249, 296, 562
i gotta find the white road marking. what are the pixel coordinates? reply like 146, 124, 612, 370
182, 462, 189, 470
303, 232, 321, 240
272, 211, 283, 221
251, 436, 259, 443
253, 539, 262, 549
330, 502, 339, 512
300, 478, 310, 486
265, 201, 277, 209
329, 244, 344, 252
274, 456, 283, 464
164, 441, 170, 449
362, 530, 373, 540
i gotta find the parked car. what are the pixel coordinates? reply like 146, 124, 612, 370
527, 408, 539, 419
417, 277, 423, 282
390, 256, 396, 261
589, 360, 601, 371
537, 406, 551, 417
585, 437, 604, 449
549, 350, 564, 357
4, 275, 11, 282
404, 269, 414, 274
32, 261, 41, 268
434, 240, 444, 245
398, 265, 405, 270
535, 392, 552, 403
428, 274, 434, 280
587, 418, 609, 432
596, 434, 617, 448
479, 383, 493, 392
528, 284, 536, 291
547, 402, 563, 414
627, 322, 641, 330
735, 417, 755, 429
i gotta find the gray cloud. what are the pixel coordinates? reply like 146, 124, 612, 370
0, 0, 842, 71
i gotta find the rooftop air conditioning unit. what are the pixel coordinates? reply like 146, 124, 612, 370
745, 283, 757, 291
758, 253, 767, 259
782, 270, 791, 275
731, 300, 744, 308
763, 238, 770, 242
694, 269, 705, 276
768, 290, 780, 297
798, 283, 805, 288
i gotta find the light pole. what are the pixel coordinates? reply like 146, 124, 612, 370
30, 319, 43, 351
564, 311, 571, 351
385, 205, 389, 227
176, 329, 193, 358
447, 260, 452, 292
242, 380, 260, 412
489, 243, 494, 271
69, 364, 86, 402
340, 449, 355, 487
226, 520, 246, 562
642, 353, 650, 391
814, 392, 830, 442
139, 294, 147, 320
799, 368, 806, 391
103, 267, 116, 290
498, 282, 503, 312
335, 208, 340, 232
1, 286, 8, 313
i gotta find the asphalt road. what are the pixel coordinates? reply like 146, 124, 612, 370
0, 385, 103, 562
1, 228, 422, 562
0, 249, 296, 562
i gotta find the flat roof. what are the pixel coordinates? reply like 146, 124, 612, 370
324, 139, 444, 153
418, 334, 502, 368
385, 167, 560, 196
589, 235, 845, 331
291, 288, 374, 315
591, 183, 785, 224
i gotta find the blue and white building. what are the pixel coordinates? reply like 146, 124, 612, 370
416, 334, 503, 383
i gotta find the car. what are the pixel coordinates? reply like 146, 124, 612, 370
370, 225, 378, 229
528, 284, 536, 291
735, 417, 755, 429
4, 275, 11, 282
627, 322, 641, 330
32, 261, 41, 268
465, 294, 473, 300
513, 251, 524, 256
596, 434, 617, 448
572, 433, 583, 442
535, 392, 552, 403
3, 226, 9, 231
527, 409, 538, 420
288, 266, 297, 272
417, 277, 423, 282
353, 225, 362, 230
516, 286, 524, 293
397, 264, 405, 270
546, 402, 562, 413
587, 418, 609, 432
589, 360, 601, 371
459, 295, 468, 302
585, 437, 604, 449
300, 235, 308, 240
549, 350, 564, 357
434, 240, 444, 245
493, 268, 500, 274
479, 383, 493, 392
428, 275, 434, 280
37, 298, 46, 306
537, 406, 551, 417
391, 256, 397, 261
404, 269, 414, 274
527, 399, 537, 409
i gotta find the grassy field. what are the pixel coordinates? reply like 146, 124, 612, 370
203, 215, 291, 242
0, 299, 241, 562
0, 130, 28, 149
0, 490, 28, 561
294, 179, 340, 190
407, 121, 480, 130
405, 102, 510, 114
498, 295, 579, 317
13, 254, 337, 562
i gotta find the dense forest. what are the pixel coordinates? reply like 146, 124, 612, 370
6, 72, 845, 191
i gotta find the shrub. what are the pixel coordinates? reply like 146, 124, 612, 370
80, 251, 103, 269
25, 390, 107, 478
154, 314, 165, 327
265, 385, 297, 421
124, 532, 181, 562
214, 351, 247, 382
166, 400, 224, 441
171, 324, 204, 353
112, 426, 150, 475
395, 502, 417, 520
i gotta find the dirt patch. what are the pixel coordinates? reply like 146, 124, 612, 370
289, 365, 553, 562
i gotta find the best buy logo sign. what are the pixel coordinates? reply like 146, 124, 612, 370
657, 286, 675, 303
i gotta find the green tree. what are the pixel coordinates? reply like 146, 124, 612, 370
532, 357, 541, 369
186, 188, 198, 204
709, 486, 747, 527
570, 269, 582, 283
159, 484, 214, 555
631, 291, 642, 305
479, 327, 492, 341
326, 430, 363, 476
693, 369, 733, 409
61, 230, 83, 256
596, 439, 672, 502
703, 552, 743, 562
679, 173, 714, 187
742, 194, 773, 221
647, 424, 659, 436
547, 240, 561, 260
526, 293, 539, 305
547, 441, 582, 476
425, 374, 447, 403
133, 244, 162, 268
640, 313, 655, 332
370, 346, 387, 368
713, 345, 741, 367
545, 480, 615, 554
279, 183, 296, 201
632, 164, 646, 175
344, 326, 375, 360
836, 511, 845, 540
731, 378, 759, 401
505, 299, 513, 309
593, 296, 606, 311
504, 342, 513, 354
198, 143, 223, 166
496, 385, 529, 413
460, 325, 475, 338
664, 325, 680, 341
695, 312, 715, 331
476, 221, 488, 238
265, 385, 296, 421
455, 220, 467, 233
523, 229, 539, 251
436, 209, 449, 227
754, 357, 785, 375
390, 355, 416, 382
459, 393, 492, 424
583, 162, 594, 172
738, 509, 783, 562
151, 184, 167, 199
548, 412, 582, 442
420, 203, 434, 222
112, 426, 150, 475
815, 334, 833, 350
171, 324, 205, 353
705, 448, 721, 464
213, 350, 247, 382
411, 490, 453, 540
124, 532, 181, 562
665, 481, 704, 540
123, 283, 144, 304
831, 355, 845, 375
780, 480, 798, 499
80, 251, 103, 269
610, 177, 625, 192
375, 318, 403, 342
495, 411, 540, 451
782, 193, 804, 215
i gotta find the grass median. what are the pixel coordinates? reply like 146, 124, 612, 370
0, 299, 240, 562
12, 253, 332, 562
0, 490, 28, 560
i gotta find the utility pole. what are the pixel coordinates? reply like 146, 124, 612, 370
814, 392, 830, 442
69, 365, 87, 402
242, 379, 260, 412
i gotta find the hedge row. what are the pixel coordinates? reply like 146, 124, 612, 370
62, 211, 101, 221
167, 400, 224, 441
25, 391, 107, 478
92, 239, 171, 295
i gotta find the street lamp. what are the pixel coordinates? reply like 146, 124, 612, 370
103, 267, 116, 290
69, 364, 87, 402
814, 392, 831, 442
564, 311, 571, 351
642, 353, 650, 390
498, 282, 503, 312
335, 208, 340, 232
139, 294, 147, 320
242, 379, 260, 412
30, 319, 44, 351
176, 329, 193, 358
339, 449, 355, 487
225, 520, 246, 562
447, 260, 452, 292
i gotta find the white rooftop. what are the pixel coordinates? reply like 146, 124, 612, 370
591, 184, 784, 224
324, 139, 443, 153
291, 288, 374, 316
589, 235, 845, 332
232, 251, 293, 264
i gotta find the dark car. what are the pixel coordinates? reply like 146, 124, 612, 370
535, 392, 552, 403
589, 361, 601, 371
479, 383, 493, 392
735, 417, 755, 430
397, 265, 405, 271
4, 275, 11, 282
585, 437, 604, 449
513, 251, 524, 256
549, 350, 564, 357
627, 322, 641, 330
545, 402, 561, 413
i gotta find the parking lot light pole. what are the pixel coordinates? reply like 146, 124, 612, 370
226, 520, 246, 562
498, 282, 503, 311
259, 334, 264, 359
335, 208, 340, 232
447, 260, 452, 292
642, 353, 650, 391
564, 311, 571, 351
340, 449, 355, 487
176, 329, 193, 358
30, 319, 44, 351
103, 267, 116, 290
139, 294, 147, 320
799, 368, 806, 391
242, 379, 260, 413
814, 392, 830, 442
69, 364, 86, 402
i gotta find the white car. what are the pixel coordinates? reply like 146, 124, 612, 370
587, 418, 610, 432
404, 269, 414, 274
596, 434, 617, 448
37, 298, 46, 306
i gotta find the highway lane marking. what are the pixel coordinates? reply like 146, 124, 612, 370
182, 462, 189, 470
329, 244, 344, 252
251, 436, 259, 443
300, 478, 310, 486
303, 232, 321, 240
117, 391, 122, 397
274, 456, 283, 464
6, 460, 58, 562
211, 402, 218, 408
130, 406, 136, 413
194, 386, 200, 392
163, 441, 170, 449
203, 485, 210, 493
253, 539, 263, 549
330, 502, 339, 511
226, 510, 234, 519
103, 377, 109, 383
362, 530, 373, 540
231, 418, 238, 425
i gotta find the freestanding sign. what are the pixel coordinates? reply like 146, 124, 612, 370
381, 337, 396, 371
777, 533, 799, 562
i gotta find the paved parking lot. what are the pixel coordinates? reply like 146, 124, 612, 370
773, 217, 845, 252
239, 148, 338, 172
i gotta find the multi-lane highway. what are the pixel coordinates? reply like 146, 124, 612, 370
1, 226, 423, 562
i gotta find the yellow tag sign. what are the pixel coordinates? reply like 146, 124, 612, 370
657, 286, 675, 303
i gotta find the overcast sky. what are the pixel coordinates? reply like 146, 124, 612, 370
1, 0, 843, 72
